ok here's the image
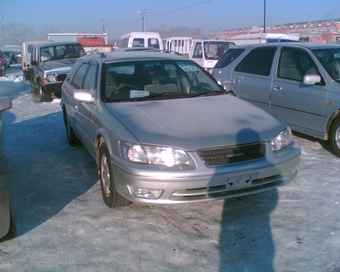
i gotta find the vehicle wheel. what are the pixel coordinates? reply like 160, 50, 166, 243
63, 110, 81, 146
329, 117, 340, 157
99, 143, 131, 208
39, 85, 52, 102
0, 208, 16, 242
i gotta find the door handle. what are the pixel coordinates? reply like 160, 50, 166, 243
233, 78, 240, 83
273, 85, 282, 91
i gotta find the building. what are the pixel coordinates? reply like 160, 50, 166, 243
210, 18, 340, 43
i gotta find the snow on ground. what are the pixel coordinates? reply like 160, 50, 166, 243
0, 64, 339, 271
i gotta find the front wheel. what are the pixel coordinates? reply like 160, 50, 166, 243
39, 85, 52, 102
329, 117, 340, 157
99, 143, 131, 208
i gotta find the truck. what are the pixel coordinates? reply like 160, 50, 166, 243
27, 41, 85, 102
188, 39, 236, 70
162, 37, 193, 57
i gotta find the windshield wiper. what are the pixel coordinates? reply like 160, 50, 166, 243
190, 91, 224, 97
134, 92, 185, 101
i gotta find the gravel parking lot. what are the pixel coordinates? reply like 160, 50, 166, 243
0, 65, 340, 272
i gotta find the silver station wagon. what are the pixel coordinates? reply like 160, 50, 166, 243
211, 42, 340, 157
61, 50, 300, 208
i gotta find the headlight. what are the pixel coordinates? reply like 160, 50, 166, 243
46, 74, 56, 82
271, 127, 293, 152
121, 141, 190, 167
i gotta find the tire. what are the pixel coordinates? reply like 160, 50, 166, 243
0, 208, 16, 242
329, 117, 340, 157
63, 109, 81, 146
39, 85, 52, 102
99, 143, 131, 208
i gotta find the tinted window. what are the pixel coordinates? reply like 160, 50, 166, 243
313, 48, 340, 81
235, 47, 276, 76
215, 48, 245, 68
132, 38, 144, 47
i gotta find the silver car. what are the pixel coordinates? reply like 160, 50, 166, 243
61, 50, 300, 208
211, 42, 340, 157
0, 96, 14, 240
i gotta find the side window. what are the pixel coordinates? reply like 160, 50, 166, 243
234, 47, 276, 76
278, 48, 319, 81
148, 38, 160, 49
215, 48, 245, 68
71, 63, 90, 89
192, 42, 203, 58
83, 64, 97, 96
132, 38, 144, 47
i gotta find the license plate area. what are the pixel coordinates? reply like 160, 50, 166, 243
224, 172, 258, 189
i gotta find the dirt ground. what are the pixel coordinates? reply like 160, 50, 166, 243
0, 66, 340, 271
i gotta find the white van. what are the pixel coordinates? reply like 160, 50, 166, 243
119, 32, 163, 50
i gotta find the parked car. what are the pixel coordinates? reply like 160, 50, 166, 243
26, 41, 85, 102
60, 50, 300, 208
2, 51, 11, 68
0, 96, 15, 241
211, 42, 340, 157
0, 50, 6, 77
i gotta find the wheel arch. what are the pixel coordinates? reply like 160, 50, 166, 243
325, 109, 340, 140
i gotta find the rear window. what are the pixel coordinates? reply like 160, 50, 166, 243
214, 48, 245, 68
234, 47, 276, 76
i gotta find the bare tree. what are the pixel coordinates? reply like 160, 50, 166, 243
0, 23, 36, 46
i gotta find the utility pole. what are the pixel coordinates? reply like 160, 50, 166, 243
263, 0, 266, 33
138, 10, 146, 32
101, 19, 105, 33
309, 13, 312, 42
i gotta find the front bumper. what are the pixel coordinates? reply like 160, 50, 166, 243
112, 142, 301, 204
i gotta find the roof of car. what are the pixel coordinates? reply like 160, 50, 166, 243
232, 42, 340, 50
32, 41, 83, 48
83, 49, 188, 63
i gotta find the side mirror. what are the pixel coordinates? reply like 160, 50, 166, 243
73, 90, 94, 103
0, 97, 12, 112
303, 74, 321, 85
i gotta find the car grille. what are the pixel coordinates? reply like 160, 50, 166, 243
198, 143, 265, 165
56, 74, 67, 82
170, 174, 284, 202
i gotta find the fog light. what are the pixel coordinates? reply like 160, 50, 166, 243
127, 185, 163, 199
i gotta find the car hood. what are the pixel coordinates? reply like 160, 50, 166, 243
105, 95, 285, 150
40, 59, 76, 72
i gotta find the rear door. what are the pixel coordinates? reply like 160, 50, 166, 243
231, 46, 277, 112
270, 46, 329, 135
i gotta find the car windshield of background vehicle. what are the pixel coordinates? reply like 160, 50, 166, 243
103, 60, 223, 102
312, 48, 340, 82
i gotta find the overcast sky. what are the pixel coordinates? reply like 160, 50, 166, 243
1, 0, 340, 39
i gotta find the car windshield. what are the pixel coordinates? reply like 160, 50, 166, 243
40, 44, 84, 62
103, 60, 224, 102
312, 48, 340, 82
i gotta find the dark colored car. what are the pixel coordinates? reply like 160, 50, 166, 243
0, 96, 15, 241
60, 49, 300, 209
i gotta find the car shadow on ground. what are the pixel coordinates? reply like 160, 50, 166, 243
4, 110, 98, 237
